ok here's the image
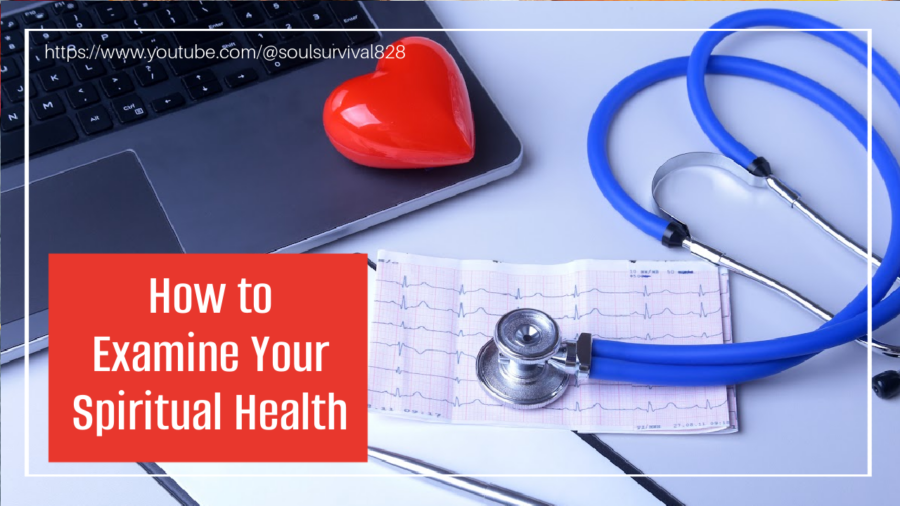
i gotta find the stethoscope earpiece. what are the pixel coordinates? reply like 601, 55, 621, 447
873, 370, 900, 399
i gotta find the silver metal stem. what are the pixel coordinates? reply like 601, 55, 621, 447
766, 176, 884, 267
650, 153, 900, 358
765, 176, 900, 357
501, 359, 542, 379
683, 238, 900, 357
683, 238, 834, 320
368, 447, 554, 506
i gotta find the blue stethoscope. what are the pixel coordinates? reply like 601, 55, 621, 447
476, 9, 900, 409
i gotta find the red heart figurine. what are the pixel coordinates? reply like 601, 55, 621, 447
323, 37, 476, 169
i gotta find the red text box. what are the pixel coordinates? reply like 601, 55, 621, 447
49, 254, 368, 462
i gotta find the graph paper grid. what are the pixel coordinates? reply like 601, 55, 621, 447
368, 251, 738, 434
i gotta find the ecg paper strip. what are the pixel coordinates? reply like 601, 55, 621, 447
368, 251, 738, 434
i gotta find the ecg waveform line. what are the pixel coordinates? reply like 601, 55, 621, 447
379, 276, 726, 299
368, 388, 729, 414
372, 321, 723, 342
544, 398, 729, 413
375, 298, 722, 320
369, 388, 503, 408
592, 331, 724, 341
372, 321, 491, 339
368, 365, 476, 384
369, 364, 732, 420
372, 340, 477, 364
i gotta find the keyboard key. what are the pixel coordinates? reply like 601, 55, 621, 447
27, 50, 56, 71
3, 18, 20, 31
235, 4, 265, 28
187, 81, 223, 101
168, 36, 242, 76
1, 32, 24, 56
274, 16, 304, 39
135, 61, 168, 87
151, 92, 186, 113
182, 69, 217, 88
51, 2, 79, 15
1, 105, 25, 132
111, 95, 149, 123
1, 117, 78, 164
225, 68, 258, 89
247, 31, 278, 48
264, 1, 292, 18
141, 34, 171, 51
156, 6, 188, 28
261, 36, 319, 74
188, 1, 222, 19
38, 67, 72, 92
56, 35, 88, 53
33, 93, 66, 120
174, 15, 232, 46
302, 6, 332, 28
1, 59, 21, 80
95, 3, 127, 25
316, 32, 349, 50
72, 59, 106, 80
66, 83, 101, 109
31, 31, 62, 45
89, 30, 123, 47
109, 46, 143, 70
77, 104, 113, 134
329, 2, 377, 44
31, 19, 59, 30
212, 37, 243, 53
30, 21, 62, 45
22, 7, 50, 25
124, 15, 156, 40
61, 11, 95, 31
31, 32, 62, 46
100, 73, 134, 97
328, 1, 370, 25
131, 2, 159, 14
3, 78, 36, 103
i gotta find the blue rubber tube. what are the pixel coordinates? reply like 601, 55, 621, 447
589, 54, 900, 367
587, 61, 676, 241
585, 55, 900, 382
590, 356, 810, 386
688, 9, 900, 168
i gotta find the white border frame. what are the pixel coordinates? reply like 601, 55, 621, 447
21, 25, 874, 478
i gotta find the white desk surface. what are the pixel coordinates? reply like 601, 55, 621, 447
5, 1, 900, 505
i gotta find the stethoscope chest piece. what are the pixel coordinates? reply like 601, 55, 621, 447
476, 309, 579, 409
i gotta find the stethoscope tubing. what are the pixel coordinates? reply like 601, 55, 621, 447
688, 9, 900, 169
585, 10, 900, 385
591, 55, 900, 363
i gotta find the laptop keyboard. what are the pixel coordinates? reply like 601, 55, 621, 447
0, 1, 379, 167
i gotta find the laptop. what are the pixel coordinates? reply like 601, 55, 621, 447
0, 1, 524, 363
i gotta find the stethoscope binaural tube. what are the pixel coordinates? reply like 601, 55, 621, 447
585, 11, 900, 386
687, 9, 900, 169
591, 56, 900, 363
685, 9, 900, 335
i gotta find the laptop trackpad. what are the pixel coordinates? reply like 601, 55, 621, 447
1, 151, 183, 325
